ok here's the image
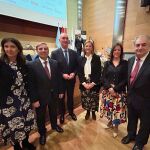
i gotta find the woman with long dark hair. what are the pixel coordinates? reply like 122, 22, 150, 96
78, 40, 101, 120
100, 43, 128, 138
0, 38, 36, 150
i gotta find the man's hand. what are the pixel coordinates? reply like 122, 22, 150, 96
59, 93, 64, 99
63, 74, 70, 80
69, 73, 75, 79
32, 101, 40, 108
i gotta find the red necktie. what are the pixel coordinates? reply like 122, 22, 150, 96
130, 58, 141, 85
44, 61, 51, 79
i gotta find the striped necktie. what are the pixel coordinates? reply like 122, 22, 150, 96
130, 58, 141, 85
44, 61, 51, 79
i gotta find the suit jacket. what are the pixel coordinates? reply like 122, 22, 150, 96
0, 60, 32, 106
78, 54, 101, 91
51, 48, 78, 89
127, 53, 150, 109
75, 37, 84, 51
28, 58, 63, 105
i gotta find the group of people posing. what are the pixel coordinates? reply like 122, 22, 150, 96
0, 33, 150, 150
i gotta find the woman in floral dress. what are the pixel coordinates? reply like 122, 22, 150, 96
0, 38, 36, 150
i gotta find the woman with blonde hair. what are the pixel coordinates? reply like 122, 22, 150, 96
78, 40, 102, 120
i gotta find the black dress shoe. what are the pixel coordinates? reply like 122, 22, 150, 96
52, 125, 64, 133
23, 143, 36, 150
60, 115, 64, 124
70, 113, 77, 121
121, 135, 135, 144
22, 138, 36, 150
39, 135, 46, 145
132, 144, 143, 150
13, 143, 22, 150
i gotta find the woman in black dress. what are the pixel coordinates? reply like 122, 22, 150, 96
78, 40, 101, 120
100, 43, 128, 138
0, 38, 36, 150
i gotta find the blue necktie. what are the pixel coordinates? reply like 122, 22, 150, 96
64, 50, 69, 64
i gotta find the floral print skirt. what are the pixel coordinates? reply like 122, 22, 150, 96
0, 63, 36, 145
100, 90, 127, 125
81, 90, 99, 111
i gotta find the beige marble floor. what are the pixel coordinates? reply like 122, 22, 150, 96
1, 106, 150, 150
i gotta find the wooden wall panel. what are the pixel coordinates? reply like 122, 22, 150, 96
0, 15, 57, 38
83, 0, 150, 53
123, 0, 150, 51
83, 0, 115, 54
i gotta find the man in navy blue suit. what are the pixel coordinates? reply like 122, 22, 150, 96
51, 33, 78, 124
121, 35, 150, 150
29, 43, 64, 145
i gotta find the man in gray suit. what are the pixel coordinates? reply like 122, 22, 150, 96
29, 43, 64, 145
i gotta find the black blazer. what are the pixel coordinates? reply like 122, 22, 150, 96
127, 53, 150, 109
51, 48, 78, 91
102, 60, 128, 93
75, 37, 84, 50
28, 58, 63, 106
78, 54, 101, 91
51, 48, 78, 75
0, 60, 32, 106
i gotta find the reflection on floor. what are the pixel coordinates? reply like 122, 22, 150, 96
2, 106, 150, 150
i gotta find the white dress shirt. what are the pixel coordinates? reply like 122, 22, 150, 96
131, 52, 149, 73
84, 54, 92, 80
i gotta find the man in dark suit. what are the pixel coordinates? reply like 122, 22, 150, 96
121, 35, 150, 150
29, 43, 64, 145
75, 33, 84, 55
51, 33, 78, 124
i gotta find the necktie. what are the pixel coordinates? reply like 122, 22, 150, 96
64, 50, 69, 64
130, 58, 141, 85
44, 61, 51, 79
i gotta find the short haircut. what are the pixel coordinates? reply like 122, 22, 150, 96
133, 35, 150, 45
36, 42, 48, 50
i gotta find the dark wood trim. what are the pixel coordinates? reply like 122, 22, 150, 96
0, 15, 57, 38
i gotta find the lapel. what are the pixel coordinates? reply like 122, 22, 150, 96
81, 56, 86, 74
133, 53, 150, 85
91, 54, 96, 74
36, 58, 50, 80
82, 56, 86, 66
48, 58, 54, 79
68, 49, 72, 65
128, 56, 135, 85
81, 54, 94, 75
